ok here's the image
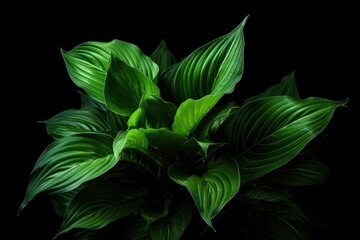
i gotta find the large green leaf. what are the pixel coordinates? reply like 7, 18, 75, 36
172, 94, 223, 138
45, 108, 109, 139
128, 94, 177, 129
107, 109, 128, 136
150, 40, 177, 73
54, 181, 147, 238
159, 16, 247, 104
243, 71, 300, 105
150, 204, 192, 240
215, 96, 347, 182
168, 156, 240, 230
61, 40, 158, 103
19, 133, 115, 213
104, 56, 161, 116
113, 129, 148, 158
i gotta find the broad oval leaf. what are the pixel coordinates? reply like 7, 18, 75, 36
54, 181, 147, 238
243, 71, 300, 105
45, 108, 109, 139
150, 204, 192, 240
128, 94, 177, 129
104, 56, 160, 116
168, 155, 240, 230
19, 133, 116, 213
215, 96, 347, 182
172, 94, 223, 138
150, 40, 177, 73
159, 16, 247, 104
61, 40, 158, 103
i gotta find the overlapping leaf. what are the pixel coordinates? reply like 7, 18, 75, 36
168, 156, 240, 230
151, 40, 176, 73
61, 40, 158, 103
215, 96, 346, 181
19, 133, 115, 213
159, 16, 247, 104
54, 181, 147, 238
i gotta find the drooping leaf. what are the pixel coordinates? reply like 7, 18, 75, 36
19, 133, 115, 213
104, 56, 160, 116
242, 185, 292, 202
128, 94, 177, 129
61, 40, 158, 103
54, 181, 147, 238
215, 96, 347, 182
150, 204, 192, 240
159, 16, 247, 104
264, 156, 331, 186
243, 71, 300, 105
172, 94, 223, 138
45, 108, 109, 139
150, 40, 177, 73
168, 155, 240, 230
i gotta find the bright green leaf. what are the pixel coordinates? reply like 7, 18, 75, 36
215, 96, 347, 182
172, 94, 223, 138
150, 204, 192, 240
128, 94, 177, 129
113, 129, 148, 158
61, 40, 158, 103
104, 56, 160, 116
168, 155, 240, 230
54, 181, 147, 238
159, 16, 247, 104
19, 133, 116, 213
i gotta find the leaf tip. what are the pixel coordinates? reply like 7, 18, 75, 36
17, 201, 27, 216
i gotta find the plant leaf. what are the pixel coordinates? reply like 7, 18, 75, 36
215, 96, 347, 182
107, 109, 129, 136
141, 199, 170, 228
61, 40, 158, 103
128, 94, 177, 129
113, 129, 148, 158
159, 16, 247, 104
78, 91, 106, 111
168, 155, 240, 230
124, 217, 151, 240
243, 71, 300, 105
150, 40, 176, 73
172, 94, 223, 138
242, 185, 292, 202
150, 204, 192, 240
264, 156, 331, 186
51, 184, 87, 216
54, 181, 147, 238
104, 56, 160, 116
19, 133, 116, 213
45, 108, 109, 139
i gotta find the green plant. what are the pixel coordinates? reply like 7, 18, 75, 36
19, 16, 347, 239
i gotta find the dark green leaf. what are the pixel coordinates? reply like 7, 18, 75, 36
113, 129, 148, 158
159, 17, 247, 104
51, 184, 87, 216
78, 91, 106, 111
150, 40, 176, 73
54, 181, 147, 238
242, 185, 292, 202
107, 109, 129, 136
141, 199, 170, 228
243, 71, 300, 105
215, 96, 347, 182
19, 133, 115, 213
124, 217, 151, 240
150, 204, 192, 240
45, 108, 109, 139
104, 56, 160, 116
168, 155, 240, 230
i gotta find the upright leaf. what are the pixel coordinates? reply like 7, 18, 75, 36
150, 40, 177, 73
54, 182, 147, 238
172, 94, 223, 138
19, 133, 115, 213
61, 40, 158, 103
243, 71, 300, 105
168, 156, 240, 230
150, 204, 192, 240
215, 96, 347, 182
159, 16, 247, 103
104, 56, 160, 116
45, 108, 109, 139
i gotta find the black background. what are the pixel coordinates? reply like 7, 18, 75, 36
6, 2, 357, 239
